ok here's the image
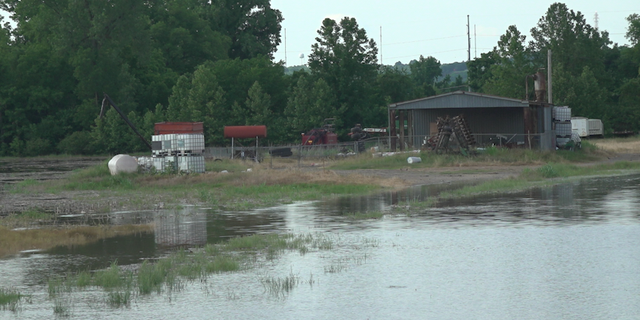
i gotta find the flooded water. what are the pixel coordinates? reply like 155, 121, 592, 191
2, 175, 640, 319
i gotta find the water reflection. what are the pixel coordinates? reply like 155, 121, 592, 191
2, 174, 640, 319
155, 206, 207, 247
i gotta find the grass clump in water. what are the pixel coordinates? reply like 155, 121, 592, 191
0, 287, 29, 312
94, 261, 127, 289
261, 271, 301, 296
107, 289, 132, 308
52, 297, 71, 316
340, 211, 384, 220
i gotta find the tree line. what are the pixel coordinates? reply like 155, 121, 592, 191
0, 1, 638, 156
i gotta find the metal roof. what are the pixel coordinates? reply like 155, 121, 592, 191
388, 91, 530, 110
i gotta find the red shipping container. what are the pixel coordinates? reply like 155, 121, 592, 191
224, 126, 267, 138
154, 122, 203, 134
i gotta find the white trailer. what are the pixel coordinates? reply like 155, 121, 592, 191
571, 117, 589, 137
588, 119, 604, 136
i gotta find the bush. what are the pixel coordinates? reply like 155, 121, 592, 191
25, 138, 52, 156
58, 131, 95, 155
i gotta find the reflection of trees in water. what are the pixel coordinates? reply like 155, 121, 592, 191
155, 207, 207, 247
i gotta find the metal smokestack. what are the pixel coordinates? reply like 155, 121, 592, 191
533, 70, 546, 103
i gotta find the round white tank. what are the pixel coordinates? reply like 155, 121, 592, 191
407, 157, 422, 164
108, 154, 138, 175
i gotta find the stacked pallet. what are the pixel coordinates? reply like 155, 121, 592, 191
152, 122, 205, 173
432, 115, 475, 154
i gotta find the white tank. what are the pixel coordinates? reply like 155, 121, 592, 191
407, 157, 422, 164
108, 154, 138, 175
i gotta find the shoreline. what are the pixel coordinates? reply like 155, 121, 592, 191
2, 153, 640, 216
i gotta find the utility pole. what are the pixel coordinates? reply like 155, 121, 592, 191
467, 15, 471, 62
467, 15, 471, 92
548, 50, 553, 104
380, 26, 383, 65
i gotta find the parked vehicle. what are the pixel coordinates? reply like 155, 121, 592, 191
588, 119, 604, 137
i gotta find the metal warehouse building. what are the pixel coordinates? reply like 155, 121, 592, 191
388, 91, 554, 151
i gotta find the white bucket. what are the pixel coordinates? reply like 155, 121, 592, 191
407, 157, 422, 164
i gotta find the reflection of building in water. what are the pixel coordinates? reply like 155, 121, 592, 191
552, 183, 580, 218
154, 206, 207, 246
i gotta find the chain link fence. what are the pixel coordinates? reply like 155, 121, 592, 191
204, 132, 551, 167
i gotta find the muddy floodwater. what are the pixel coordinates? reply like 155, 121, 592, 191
2, 174, 640, 319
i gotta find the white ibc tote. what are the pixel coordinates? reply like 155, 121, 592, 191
108, 154, 138, 175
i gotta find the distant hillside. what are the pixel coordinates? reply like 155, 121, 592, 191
285, 61, 468, 81
284, 65, 310, 75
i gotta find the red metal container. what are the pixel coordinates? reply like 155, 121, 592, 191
224, 126, 267, 139
154, 122, 203, 134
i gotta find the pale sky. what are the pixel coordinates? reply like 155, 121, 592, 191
2, 1, 637, 66
271, 0, 638, 66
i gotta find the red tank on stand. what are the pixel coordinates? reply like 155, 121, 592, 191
154, 122, 203, 135
223, 126, 267, 138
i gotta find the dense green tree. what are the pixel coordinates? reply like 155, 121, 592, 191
308, 17, 383, 127
467, 51, 498, 93
554, 65, 608, 118
483, 25, 536, 99
208, 0, 283, 60
529, 3, 610, 80
626, 14, 640, 46
409, 55, 441, 96
376, 66, 416, 103
149, 0, 230, 75
284, 76, 341, 140
244, 82, 273, 127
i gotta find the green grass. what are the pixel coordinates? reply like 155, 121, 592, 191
52, 297, 71, 316
0, 287, 28, 312
260, 271, 304, 296
331, 146, 604, 171
107, 289, 132, 308
94, 261, 126, 289
49, 233, 334, 308
0, 209, 54, 228
340, 211, 384, 220
205, 159, 252, 172
8, 179, 40, 194
405, 161, 640, 205
16, 160, 381, 213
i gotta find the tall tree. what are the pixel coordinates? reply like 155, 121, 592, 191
308, 17, 382, 128
467, 50, 498, 93
409, 55, 441, 96
208, 0, 283, 60
529, 3, 610, 80
285, 76, 341, 140
376, 66, 416, 103
149, 0, 230, 75
484, 25, 536, 99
